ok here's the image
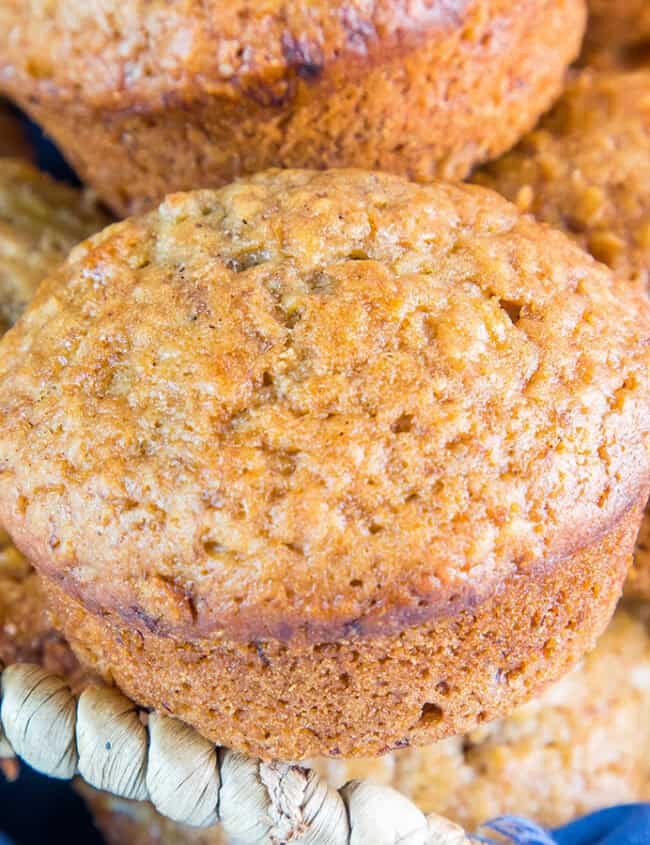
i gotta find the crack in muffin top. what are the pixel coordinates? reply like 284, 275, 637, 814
0, 169, 648, 643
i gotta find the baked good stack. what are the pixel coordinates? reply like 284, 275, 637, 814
0, 1, 649, 843
0, 0, 585, 214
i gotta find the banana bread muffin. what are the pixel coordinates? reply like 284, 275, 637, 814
0, 103, 30, 159
473, 69, 650, 599
0, 0, 586, 215
473, 69, 650, 294
79, 606, 650, 841
1, 169, 649, 761
585, 0, 650, 53
0, 158, 110, 334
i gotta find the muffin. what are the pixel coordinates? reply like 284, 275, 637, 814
0, 169, 648, 761
0, 103, 30, 159
585, 0, 650, 53
0, 158, 110, 333
473, 69, 650, 599
79, 606, 650, 841
0, 0, 586, 215
473, 69, 650, 294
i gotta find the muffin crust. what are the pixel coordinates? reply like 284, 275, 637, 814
473, 69, 650, 599
0, 158, 107, 684
1, 169, 649, 758
0, 0, 585, 214
0, 529, 82, 685
47, 514, 641, 759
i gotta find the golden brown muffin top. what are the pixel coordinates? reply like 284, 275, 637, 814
0, 0, 480, 109
0, 169, 648, 644
474, 70, 650, 293
0, 158, 110, 333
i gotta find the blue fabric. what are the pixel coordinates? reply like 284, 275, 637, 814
476, 807, 650, 844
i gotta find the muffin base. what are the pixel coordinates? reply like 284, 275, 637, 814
46, 498, 642, 761
3, 0, 585, 215
75, 604, 650, 841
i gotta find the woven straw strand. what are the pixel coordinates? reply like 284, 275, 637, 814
0, 663, 471, 844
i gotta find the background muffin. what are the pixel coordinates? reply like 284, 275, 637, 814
78, 606, 650, 842
474, 69, 650, 294
0, 0, 585, 215
0, 158, 110, 333
1, 169, 648, 760
584, 0, 650, 53
473, 68, 650, 599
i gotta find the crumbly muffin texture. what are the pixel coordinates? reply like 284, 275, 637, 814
0, 158, 110, 334
1, 168, 647, 642
79, 607, 650, 842
473, 69, 650, 599
0, 168, 648, 759
474, 69, 650, 294
0, 0, 586, 214
388, 607, 650, 829
0, 160, 106, 686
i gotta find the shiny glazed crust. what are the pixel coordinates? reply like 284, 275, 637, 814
76, 605, 650, 839
0, 0, 585, 214
47, 499, 643, 759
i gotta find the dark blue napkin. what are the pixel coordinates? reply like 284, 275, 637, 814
477, 807, 650, 844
